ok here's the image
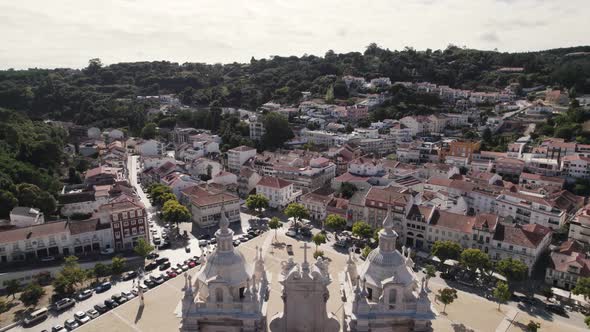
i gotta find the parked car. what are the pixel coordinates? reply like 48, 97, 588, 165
233, 240, 241, 247
121, 291, 135, 300
185, 246, 191, 253
64, 318, 79, 330
198, 239, 208, 246
23, 307, 48, 326
145, 261, 159, 271
150, 275, 165, 285
95, 281, 112, 293
77, 289, 93, 301
93, 304, 109, 314
167, 270, 178, 278
112, 293, 127, 304
146, 252, 159, 259
122, 271, 137, 281
104, 299, 119, 309
144, 279, 156, 288
159, 261, 171, 271
139, 284, 149, 292
180, 264, 189, 272
86, 308, 100, 319
286, 230, 297, 237
545, 304, 567, 316
156, 257, 169, 265
40, 256, 56, 262
100, 248, 115, 255
74, 311, 91, 324
55, 298, 76, 311
51, 325, 67, 332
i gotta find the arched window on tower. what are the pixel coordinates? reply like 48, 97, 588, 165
215, 288, 223, 302
388, 288, 397, 309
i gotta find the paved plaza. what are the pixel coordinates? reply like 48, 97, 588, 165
74, 230, 587, 332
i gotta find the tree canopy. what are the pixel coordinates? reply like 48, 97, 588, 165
352, 221, 373, 239
431, 240, 462, 265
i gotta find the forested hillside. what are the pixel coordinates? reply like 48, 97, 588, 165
0, 108, 66, 217
1, 44, 589, 132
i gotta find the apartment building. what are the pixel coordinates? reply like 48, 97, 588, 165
256, 176, 300, 209
97, 196, 149, 251
227, 146, 257, 173
181, 184, 240, 228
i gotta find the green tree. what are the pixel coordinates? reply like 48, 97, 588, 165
312, 233, 326, 252
111, 256, 127, 275
268, 217, 282, 242
4, 279, 20, 300
0, 190, 18, 218
573, 277, 590, 300
134, 238, 154, 269
148, 184, 173, 205
436, 287, 458, 314
325, 84, 335, 103
245, 194, 269, 216
53, 256, 87, 295
496, 258, 528, 285
141, 122, 158, 139
262, 113, 294, 149
431, 241, 462, 266
19, 283, 45, 307
324, 214, 347, 231
585, 316, 590, 329
352, 221, 373, 239
425, 264, 436, 289
527, 321, 541, 332
361, 245, 372, 259
284, 203, 309, 228
93, 263, 110, 282
339, 182, 357, 199
493, 281, 511, 310
162, 199, 191, 230
460, 248, 491, 276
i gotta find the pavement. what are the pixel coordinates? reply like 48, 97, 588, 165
16, 227, 588, 332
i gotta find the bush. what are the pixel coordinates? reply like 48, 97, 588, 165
313, 250, 325, 259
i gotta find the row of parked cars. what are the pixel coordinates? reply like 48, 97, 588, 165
30, 254, 202, 331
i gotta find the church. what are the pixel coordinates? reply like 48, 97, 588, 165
176, 203, 271, 332
177, 202, 434, 331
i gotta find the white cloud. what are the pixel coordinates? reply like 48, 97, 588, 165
0, 0, 588, 69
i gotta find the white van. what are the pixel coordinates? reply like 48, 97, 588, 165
23, 307, 48, 326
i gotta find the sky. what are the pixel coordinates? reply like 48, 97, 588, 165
0, 0, 589, 69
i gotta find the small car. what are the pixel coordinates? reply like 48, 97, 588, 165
145, 261, 159, 271
74, 311, 91, 324
95, 281, 112, 293
167, 270, 178, 278
144, 279, 156, 288
139, 284, 149, 292
286, 230, 297, 237
156, 257, 169, 265
146, 252, 159, 259
150, 275, 165, 285
121, 291, 135, 300
180, 264, 189, 272
104, 299, 119, 309
122, 271, 138, 281
159, 261, 171, 271
64, 318, 79, 330
77, 289, 93, 301
55, 298, 76, 311
93, 303, 109, 314
185, 246, 191, 253
40, 256, 56, 262
545, 304, 567, 316
86, 308, 100, 319
112, 293, 128, 304
51, 325, 67, 332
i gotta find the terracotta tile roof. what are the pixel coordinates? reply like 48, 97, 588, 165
558, 239, 586, 255
301, 191, 332, 205
365, 186, 411, 208
69, 219, 110, 234
549, 252, 590, 277
0, 221, 69, 243
493, 223, 552, 248
85, 166, 119, 179
257, 176, 292, 189
181, 184, 239, 207
429, 209, 475, 234
334, 172, 370, 183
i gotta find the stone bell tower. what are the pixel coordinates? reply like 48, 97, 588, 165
269, 243, 340, 332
